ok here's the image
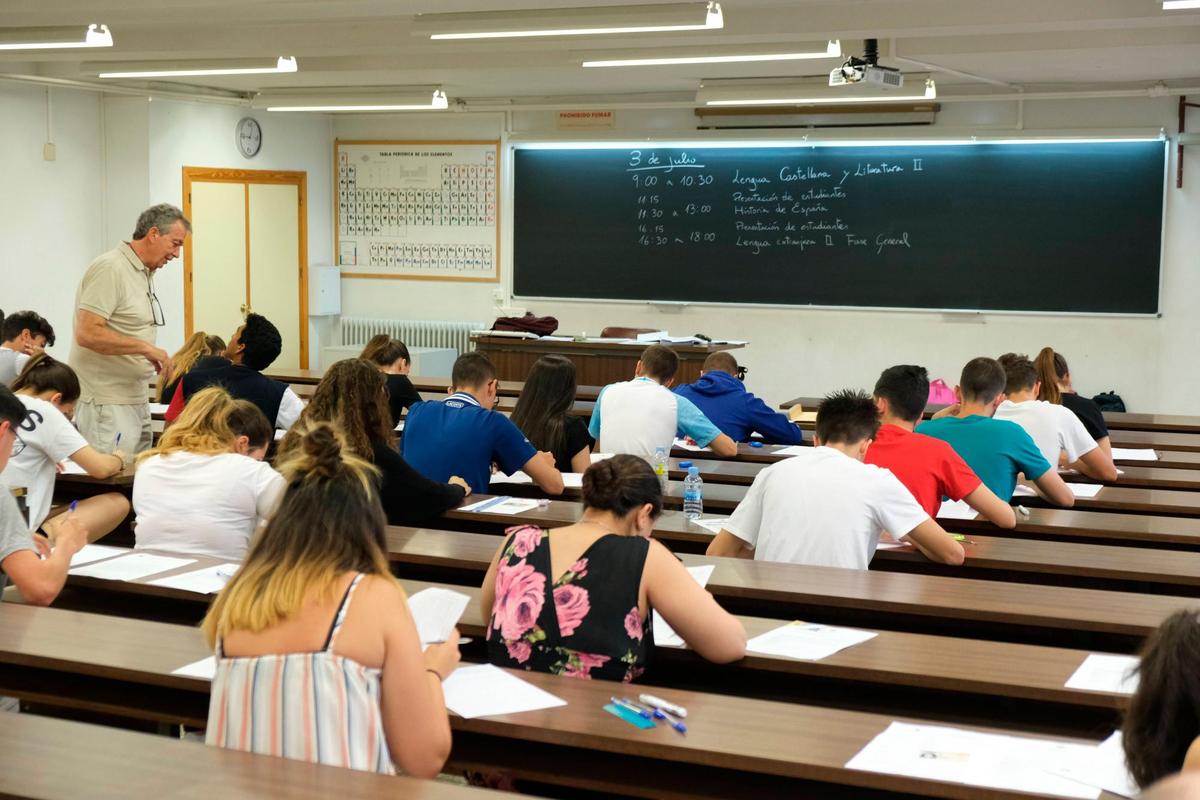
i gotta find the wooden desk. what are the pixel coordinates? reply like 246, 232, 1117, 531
470, 334, 744, 386
0, 713, 508, 800
781, 395, 1200, 435
0, 604, 1115, 800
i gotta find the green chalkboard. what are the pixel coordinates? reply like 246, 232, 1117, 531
512, 141, 1165, 313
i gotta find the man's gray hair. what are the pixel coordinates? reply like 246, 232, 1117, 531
132, 203, 192, 240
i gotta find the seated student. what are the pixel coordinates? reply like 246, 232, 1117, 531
156, 330, 225, 403
707, 390, 964, 568
589, 345, 737, 460
510, 354, 593, 474
165, 313, 302, 432
280, 359, 469, 527
0, 310, 55, 386
3, 355, 128, 542
1034, 346, 1112, 457
135, 387, 284, 561
674, 352, 804, 445
1122, 610, 1200, 790
203, 423, 456, 777
0, 384, 88, 605
917, 357, 1075, 507
865, 365, 1016, 528
403, 352, 563, 495
227, 398, 275, 461
994, 352, 1118, 482
482, 454, 745, 681
360, 334, 421, 428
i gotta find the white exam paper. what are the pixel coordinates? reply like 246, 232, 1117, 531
747, 622, 877, 661
172, 656, 217, 680
70, 552, 196, 581
149, 403, 170, 415
845, 721, 1100, 799
562, 473, 584, 489
69, 544, 129, 567
689, 517, 730, 535
672, 438, 709, 453
147, 563, 240, 595
590, 453, 615, 464
1068, 483, 1104, 498
441, 664, 567, 719
461, 496, 542, 515
274, 428, 287, 441
653, 564, 715, 647
1046, 731, 1138, 799
936, 500, 979, 521
1064, 653, 1139, 695
635, 330, 670, 342
490, 470, 534, 485
1012, 484, 1038, 498
407, 587, 471, 646
1111, 448, 1157, 461
772, 445, 807, 457
59, 460, 88, 475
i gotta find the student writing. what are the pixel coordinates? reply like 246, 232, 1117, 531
360, 334, 421, 428
510, 354, 593, 474
673, 351, 803, 445
481, 454, 745, 681
156, 330, 225, 403
1034, 346, 1112, 458
707, 390, 964, 568
203, 423, 457, 777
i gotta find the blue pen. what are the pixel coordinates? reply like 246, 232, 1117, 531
610, 697, 652, 720
114, 432, 122, 450
628, 698, 687, 734
68, 500, 78, 513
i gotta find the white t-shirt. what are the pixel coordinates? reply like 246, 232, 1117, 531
993, 399, 1097, 467
723, 446, 930, 570
588, 377, 722, 461
0, 347, 30, 386
133, 451, 285, 561
277, 387, 304, 430
0, 395, 89, 529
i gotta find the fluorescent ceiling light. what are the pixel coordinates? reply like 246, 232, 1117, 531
254, 89, 449, 112
582, 39, 840, 67
1163, 1, 1200, 9
697, 75, 936, 106
95, 56, 297, 79
0, 24, 112, 51
416, 2, 721, 40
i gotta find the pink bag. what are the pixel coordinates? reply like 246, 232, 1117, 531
927, 379, 957, 405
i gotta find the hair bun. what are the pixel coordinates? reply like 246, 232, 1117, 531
301, 423, 343, 478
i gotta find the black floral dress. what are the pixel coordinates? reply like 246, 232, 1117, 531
485, 525, 652, 682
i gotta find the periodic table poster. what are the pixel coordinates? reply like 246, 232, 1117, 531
334, 140, 500, 281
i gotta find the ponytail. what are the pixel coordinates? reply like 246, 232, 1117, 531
1034, 347, 1069, 405
11, 354, 81, 403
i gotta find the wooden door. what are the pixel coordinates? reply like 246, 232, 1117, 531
183, 168, 308, 368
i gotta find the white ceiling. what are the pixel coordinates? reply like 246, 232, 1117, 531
3, 0, 1200, 102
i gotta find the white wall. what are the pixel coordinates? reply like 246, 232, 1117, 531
0, 83, 105, 360
146, 99, 332, 362
329, 97, 1196, 413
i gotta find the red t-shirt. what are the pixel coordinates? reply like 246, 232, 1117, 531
864, 424, 982, 517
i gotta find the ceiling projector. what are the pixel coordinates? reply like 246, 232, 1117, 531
829, 38, 904, 88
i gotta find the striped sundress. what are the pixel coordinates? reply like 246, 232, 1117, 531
206, 573, 394, 773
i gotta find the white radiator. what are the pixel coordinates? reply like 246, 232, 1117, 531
339, 317, 483, 356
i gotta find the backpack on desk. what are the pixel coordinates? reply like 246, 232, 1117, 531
927, 379, 957, 405
1092, 391, 1126, 413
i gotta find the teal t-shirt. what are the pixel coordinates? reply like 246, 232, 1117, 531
916, 415, 1052, 501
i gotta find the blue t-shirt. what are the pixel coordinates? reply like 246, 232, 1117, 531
916, 414, 1052, 501
402, 392, 536, 493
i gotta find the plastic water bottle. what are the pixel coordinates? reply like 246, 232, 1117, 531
653, 447, 669, 495
683, 466, 704, 520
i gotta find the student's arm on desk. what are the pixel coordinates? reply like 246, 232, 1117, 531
706, 530, 753, 559
2, 516, 86, 605
901, 518, 965, 565
75, 309, 171, 377
69, 445, 125, 478
523, 450, 564, 495
706, 432, 738, 457
1071, 445, 1119, 483
1032, 466, 1075, 507
962, 484, 1017, 528
569, 446, 592, 475
645, 540, 745, 662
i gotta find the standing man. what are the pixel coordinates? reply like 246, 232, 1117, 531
70, 204, 190, 454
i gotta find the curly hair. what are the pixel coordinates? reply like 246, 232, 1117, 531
279, 358, 393, 459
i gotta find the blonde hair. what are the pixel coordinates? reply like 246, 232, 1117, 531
138, 386, 236, 464
156, 331, 225, 401
201, 422, 396, 649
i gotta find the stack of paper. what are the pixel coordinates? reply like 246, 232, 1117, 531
70, 552, 196, 581
1064, 653, 1140, 695
746, 622, 877, 661
148, 563, 240, 595
407, 587, 471, 647
846, 722, 1103, 799
936, 500, 979, 521
653, 564, 716, 647
460, 496, 542, 515
1111, 448, 1157, 461
441, 664, 567, 719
